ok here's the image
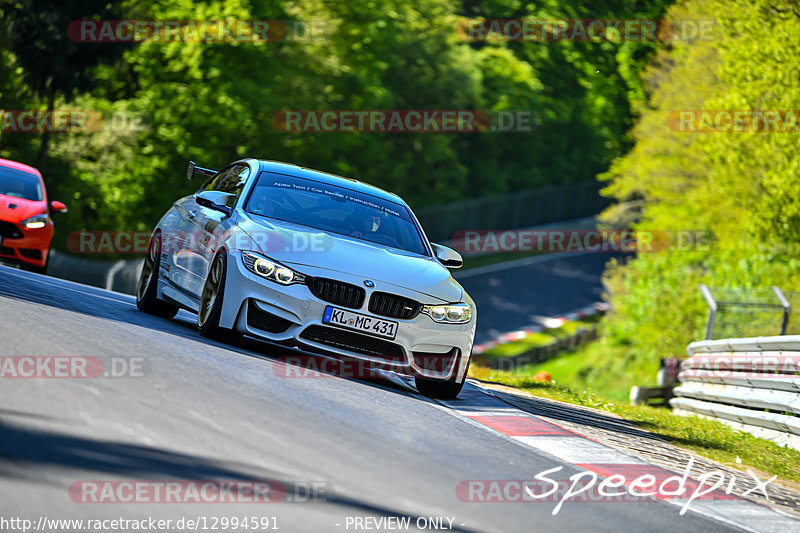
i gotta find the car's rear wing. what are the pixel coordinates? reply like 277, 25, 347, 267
186, 161, 217, 180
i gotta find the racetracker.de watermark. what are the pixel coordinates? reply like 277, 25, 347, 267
456, 18, 716, 42
667, 110, 800, 132
69, 480, 328, 503
68, 20, 330, 43
67, 230, 332, 255
0, 356, 148, 378
682, 354, 800, 377
450, 230, 711, 254
272, 110, 536, 133
273, 354, 456, 379
0, 110, 147, 133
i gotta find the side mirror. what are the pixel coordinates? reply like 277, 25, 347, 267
50, 200, 68, 213
196, 190, 235, 216
186, 160, 217, 180
432, 243, 463, 269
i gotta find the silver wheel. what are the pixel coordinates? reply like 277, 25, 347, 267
198, 256, 224, 327
137, 236, 158, 302
136, 233, 178, 318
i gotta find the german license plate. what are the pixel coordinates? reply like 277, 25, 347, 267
323, 306, 398, 340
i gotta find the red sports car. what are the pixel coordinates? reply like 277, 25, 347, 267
0, 158, 67, 273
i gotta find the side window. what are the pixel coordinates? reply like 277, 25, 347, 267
198, 166, 233, 193
214, 164, 251, 206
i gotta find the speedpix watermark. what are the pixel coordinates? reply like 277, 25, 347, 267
456, 18, 716, 42
69, 480, 328, 503
0, 356, 147, 378
272, 110, 536, 133
457, 458, 775, 516
69, 20, 330, 43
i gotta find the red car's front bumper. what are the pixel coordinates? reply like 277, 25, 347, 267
0, 220, 53, 269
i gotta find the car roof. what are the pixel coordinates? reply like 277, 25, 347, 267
0, 157, 42, 179
254, 159, 404, 205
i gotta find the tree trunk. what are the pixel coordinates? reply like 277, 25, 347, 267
37, 90, 55, 171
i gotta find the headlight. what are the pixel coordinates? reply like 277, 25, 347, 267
241, 251, 305, 285
22, 214, 49, 229
421, 302, 472, 324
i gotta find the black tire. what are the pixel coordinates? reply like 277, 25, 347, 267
136, 233, 179, 319
198, 252, 240, 342
415, 358, 470, 399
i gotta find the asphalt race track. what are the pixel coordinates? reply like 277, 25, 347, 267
0, 265, 751, 532
457, 252, 623, 344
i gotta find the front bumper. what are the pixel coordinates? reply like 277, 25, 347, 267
0, 221, 52, 268
219, 252, 475, 382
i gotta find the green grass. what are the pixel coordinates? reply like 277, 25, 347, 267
476, 314, 602, 360
468, 366, 800, 485
476, 324, 644, 402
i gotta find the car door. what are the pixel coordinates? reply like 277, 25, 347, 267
185, 163, 251, 298
169, 166, 234, 294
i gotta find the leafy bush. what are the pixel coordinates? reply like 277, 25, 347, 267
601, 0, 800, 365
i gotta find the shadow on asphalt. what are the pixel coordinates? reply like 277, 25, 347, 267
0, 267, 418, 400
0, 414, 476, 531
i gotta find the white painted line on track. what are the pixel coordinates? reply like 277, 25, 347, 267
512, 436, 649, 465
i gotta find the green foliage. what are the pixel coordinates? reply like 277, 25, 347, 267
600, 0, 800, 366
0, 0, 670, 251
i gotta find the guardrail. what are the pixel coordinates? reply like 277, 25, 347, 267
48, 250, 142, 294
671, 336, 800, 451
415, 180, 608, 242
476, 325, 599, 370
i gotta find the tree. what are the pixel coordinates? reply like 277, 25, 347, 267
599, 0, 800, 371
0, 0, 130, 170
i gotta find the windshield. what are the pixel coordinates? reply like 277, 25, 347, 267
0, 167, 43, 201
246, 173, 429, 256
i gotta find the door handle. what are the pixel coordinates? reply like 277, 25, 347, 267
187, 209, 197, 219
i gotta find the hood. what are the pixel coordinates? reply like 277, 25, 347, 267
234, 212, 463, 303
0, 195, 46, 224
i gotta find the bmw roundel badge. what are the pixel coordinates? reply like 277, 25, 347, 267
363, 280, 375, 288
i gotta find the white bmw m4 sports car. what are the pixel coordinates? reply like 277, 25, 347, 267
137, 159, 476, 398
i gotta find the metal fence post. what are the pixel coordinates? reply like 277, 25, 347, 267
699, 284, 717, 340
772, 286, 791, 335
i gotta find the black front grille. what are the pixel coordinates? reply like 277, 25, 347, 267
369, 291, 421, 319
0, 221, 22, 239
299, 325, 405, 361
19, 248, 42, 260
0, 245, 14, 256
309, 278, 365, 309
412, 348, 460, 373
247, 300, 293, 333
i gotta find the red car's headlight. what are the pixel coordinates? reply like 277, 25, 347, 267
21, 214, 49, 229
